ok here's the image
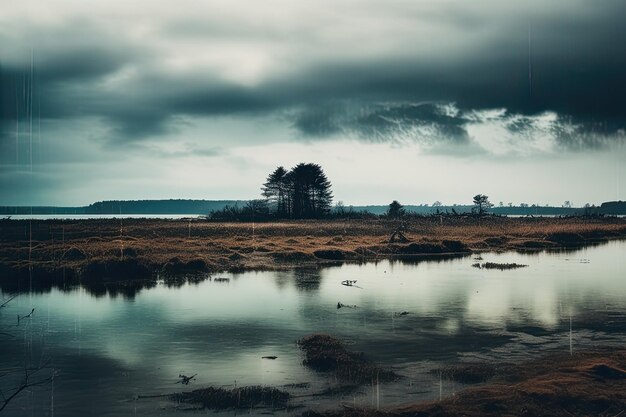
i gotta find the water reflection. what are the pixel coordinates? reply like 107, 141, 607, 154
1, 241, 625, 416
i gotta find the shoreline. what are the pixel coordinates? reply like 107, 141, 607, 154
1, 217, 625, 292
301, 348, 626, 417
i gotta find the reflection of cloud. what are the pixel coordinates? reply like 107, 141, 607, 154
466, 284, 511, 324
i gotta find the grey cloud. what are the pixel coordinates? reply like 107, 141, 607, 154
294, 102, 470, 146
1, 0, 625, 149
292, 102, 626, 155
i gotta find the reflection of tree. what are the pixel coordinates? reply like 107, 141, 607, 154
391, 253, 469, 266
0, 274, 160, 299
272, 271, 292, 290
293, 268, 323, 291
84, 279, 158, 299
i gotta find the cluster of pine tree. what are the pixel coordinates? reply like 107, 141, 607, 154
262, 163, 333, 218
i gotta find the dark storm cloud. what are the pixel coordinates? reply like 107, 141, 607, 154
1, 0, 625, 148
294, 102, 471, 145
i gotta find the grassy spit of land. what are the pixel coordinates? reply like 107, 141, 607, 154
303, 349, 626, 417
301, 349, 626, 417
1, 216, 625, 290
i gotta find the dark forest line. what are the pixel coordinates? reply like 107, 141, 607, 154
1, 200, 625, 216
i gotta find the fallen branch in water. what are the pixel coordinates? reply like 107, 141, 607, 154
0, 295, 17, 308
177, 374, 197, 385
0, 361, 54, 412
16, 308, 35, 326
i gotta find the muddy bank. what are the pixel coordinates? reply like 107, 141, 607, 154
302, 349, 626, 417
0, 217, 624, 290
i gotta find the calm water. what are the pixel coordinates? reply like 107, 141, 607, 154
1, 241, 625, 416
5, 214, 203, 220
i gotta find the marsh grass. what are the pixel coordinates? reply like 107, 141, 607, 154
298, 334, 397, 384
300, 349, 626, 417
473, 262, 528, 270
0, 217, 623, 288
171, 385, 290, 410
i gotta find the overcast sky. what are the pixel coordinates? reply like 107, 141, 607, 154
1, 0, 625, 206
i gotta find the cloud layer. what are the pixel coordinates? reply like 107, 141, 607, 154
1, 0, 625, 205
2, 0, 626, 145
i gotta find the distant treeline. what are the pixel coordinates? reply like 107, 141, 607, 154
352, 205, 588, 216
0, 199, 243, 215
1, 200, 625, 217
349, 202, 626, 216
83, 199, 244, 214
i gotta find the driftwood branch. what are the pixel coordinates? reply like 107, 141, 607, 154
0, 363, 53, 412
0, 295, 17, 309
16, 308, 35, 326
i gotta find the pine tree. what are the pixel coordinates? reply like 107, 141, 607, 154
472, 194, 493, 215
261, 163, 333, 218
387, 200, 405, 217
262, 166, 288, 215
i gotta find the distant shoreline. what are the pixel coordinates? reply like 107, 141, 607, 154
2, 199, 625, 216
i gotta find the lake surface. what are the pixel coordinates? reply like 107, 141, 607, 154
1, 241, 625, 416
5, 214, 204, 220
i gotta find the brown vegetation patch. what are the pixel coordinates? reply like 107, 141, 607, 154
517, 240, 552, 249
313, 249, 350, 261
171, 385, 290, 410
0, 217, 624, 290
473, 262, 528, 270
302, 350, 626, 417
483, 236, 509, 246
397, 243, 446, 255
271, 250, 316, 263
81, 258, 153, 281
298, 334, 396, 384
545, 232, 586, 246
162, 257, 209, 275
441, 240, 470, 252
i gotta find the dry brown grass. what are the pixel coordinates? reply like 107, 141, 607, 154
0, 217, 624, 286
303, 349, 626, 417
